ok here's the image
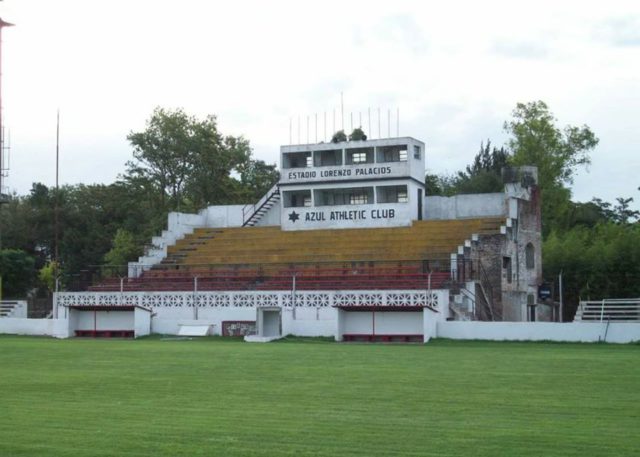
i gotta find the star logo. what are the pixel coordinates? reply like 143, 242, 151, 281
288, 211, 300, 223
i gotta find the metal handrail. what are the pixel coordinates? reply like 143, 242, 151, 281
242, 184, 279, 226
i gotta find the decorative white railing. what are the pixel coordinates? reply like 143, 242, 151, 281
575, 299, 640, 322
55, 289, 446, 311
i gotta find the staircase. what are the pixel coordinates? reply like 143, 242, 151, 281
0, 301, 26, 318
242, 184, 280, 227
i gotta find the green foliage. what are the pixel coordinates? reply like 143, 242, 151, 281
331, 130, 347, 143
543, 223, 640, 319
506, 101, 598, 188
505, 101, 599, 234
425, 141, 508, 196
125, 107, 254, 211
348, 127, 367, 141
0, 249, 35, 298
239, 159, 279, 201
103, 229, 142, 277
1, 338, 639, 456
38, 260, 60, 293
424, 173, 456, 196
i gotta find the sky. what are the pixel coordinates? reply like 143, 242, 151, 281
1, 0, 639, 209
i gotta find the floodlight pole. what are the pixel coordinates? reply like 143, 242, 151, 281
0, 18, 14, 302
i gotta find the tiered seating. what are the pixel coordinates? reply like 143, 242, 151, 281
89, 266, 451, 292
90, 218, 502, 292
162, 218, 502, 266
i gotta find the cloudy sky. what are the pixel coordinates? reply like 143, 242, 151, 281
1, 0, 639, 208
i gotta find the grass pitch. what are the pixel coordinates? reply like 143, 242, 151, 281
0, 336, 638, 457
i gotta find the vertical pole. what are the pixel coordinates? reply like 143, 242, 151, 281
387, 109, 391, 138
324, 111, 326, 142
0, 19, 14, 302
289, 117, 292, 145
291, 273, 296, 320
368, 108, 371, 138
314, 113, 317, 143
194, 276, 198, 320
377, 108, 381, 139
372, 309, 375, 341
55, 109, 60, 273
340, 92, 344, 131
397, 107, 399, 137
332, 109, 335, 135
558, 270, 563, 322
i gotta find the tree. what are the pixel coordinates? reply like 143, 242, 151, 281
349, 127, 367, 141
239, 159, 280, 201
125, 107, 253, 211
38, 260, 60, 294
331, 130, 347, 143
424, 141, 509, 196
451, 140, 509, 194
505, 101, 599, 234
103, 229, 142, 277
0, 249, 35, 299
612, 197, 639, 224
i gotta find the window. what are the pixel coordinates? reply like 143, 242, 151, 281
503, 256, 512, 284
314, 149, 342, 167
315, 187, 373, 206
283, 152, 311, 169
413, 145, 421, 159
346, 147, 374, 165
350, 193, 368, 205
525, 243, 535, 269
283, 190, 312, 208
378, 145, 408, 163
377, 185, 408, 203
352, 152, 367, 163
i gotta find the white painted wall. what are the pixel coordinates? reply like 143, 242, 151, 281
74, 310, 134, 331
151, 307, 256, 335
375, 312, 423, 334
0, 318, 70, 338
282, 307, 336, 337
437, 321, 640, 344
134, 307, 152, 338
202, 205, 245, 228
342, 312, 373, 334
424, 194, 505, 220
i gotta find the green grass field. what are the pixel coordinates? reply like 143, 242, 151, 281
0, 336, 638, 457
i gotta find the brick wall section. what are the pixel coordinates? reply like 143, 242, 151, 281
469, 185, 544, 322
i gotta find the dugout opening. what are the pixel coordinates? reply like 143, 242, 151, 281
336, 306, 425, 343
64, 305, 151, 338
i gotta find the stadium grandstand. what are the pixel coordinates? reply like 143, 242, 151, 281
54, 137, 544, 341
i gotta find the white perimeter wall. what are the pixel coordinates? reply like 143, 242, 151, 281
437, 321, 640, 344
0, 318, 70, 338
